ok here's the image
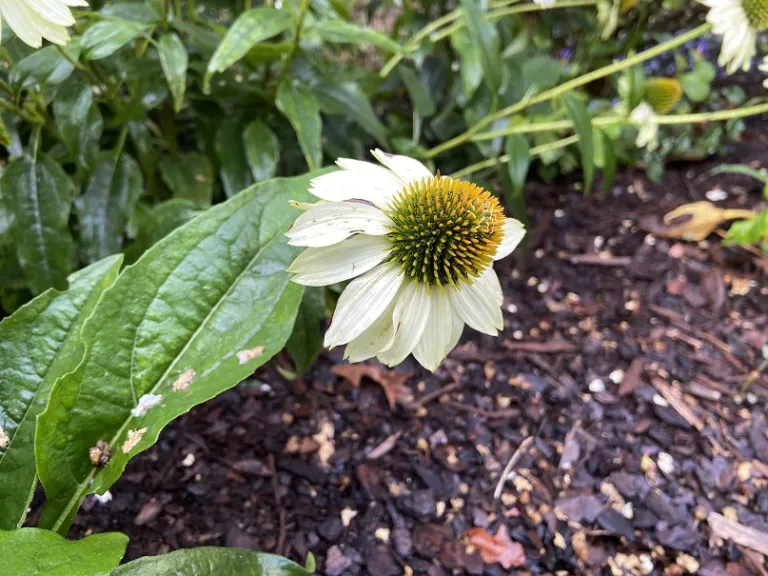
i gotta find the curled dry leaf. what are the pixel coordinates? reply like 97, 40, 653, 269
659, 202, 755, 242
463, 524, 526, 569
331, 363, 413, 410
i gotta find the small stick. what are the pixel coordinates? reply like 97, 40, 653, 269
268, 454, 288, 556
410, 382, 458, 409
493, 437, 535, 500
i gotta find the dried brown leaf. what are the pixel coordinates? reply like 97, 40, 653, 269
332, 363, 413, 410
463, 524, 526, 569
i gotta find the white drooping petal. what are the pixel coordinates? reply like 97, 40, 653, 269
494, 218, 526, 260
287, 235, 391, 286
701, 0, 756, 74
1, 0, 44, 47
413, 290, 459, 371
324, 263, 404, 348
630, 102, 658, 151
310, 161, 403, 208
286, 202, 391, 247
25, 0, 76, 25
449, 268, 504, 335
371, 149, 432, 185
377, 282, 431, 367
344, 301, 396, 363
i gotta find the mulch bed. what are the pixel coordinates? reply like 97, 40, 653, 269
58, 136, 768, 575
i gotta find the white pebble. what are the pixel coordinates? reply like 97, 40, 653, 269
593, 236, 605, 250
657, 452, 675, 475
652, 394, 669, 407
554, 209, 565, 218
94, 491, 113, 505
588, 379, 606, 393
705, 188, 728, 202
182, 453, 196, 467
506, 303, 518, 314
609, 369, 624, 384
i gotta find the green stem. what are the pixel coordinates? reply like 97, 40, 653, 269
113, 125, 129, 161
0, 98, 42, 125
55, 45, 104, 90
426, 23, 712, 158
451, 135, 580, 179
31, 125, 42, 162
274, 0, 309, 86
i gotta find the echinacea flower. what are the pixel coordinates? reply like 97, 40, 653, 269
1, 0, 87, 48
286, 151, 526, 372
698, 0, 768, 74
643, 77, 683, 115
630, 102, 658, 151
760, 56, 768, 87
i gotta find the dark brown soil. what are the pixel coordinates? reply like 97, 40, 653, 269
60, 135, 768, 575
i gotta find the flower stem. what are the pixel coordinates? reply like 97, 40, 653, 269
426, 23, 712, 158
274, 0, 310, 86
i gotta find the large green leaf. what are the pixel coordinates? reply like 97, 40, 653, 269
54, 76, 104, 169
458, 0, 501, 94
159, 153, 214, 206
9, 39, 81, 88
112, 547, 313, 576
75, 152, 144, 264
158, 33, 188, 112
286, 287, 324, 375
215, 120, 253, 198
243, 120, 280, 183
276, 80, 323, 171
307, 19, 400, 53
0, 528, 127, 576
313, 81, 388, 147
562, 94, 594, 194
82, 20, 149, 60
36, 172, 323, 534
723, 211, 768, 246
203, 8, 294, 92
0, 256, 122, 530
1, 154, 75, 294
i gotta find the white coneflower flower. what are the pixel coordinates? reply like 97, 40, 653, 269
760, 56, 768, 87
0, 0, 87, 48
630, 102, 658, 151
534, 0, 557, 8
699, 0, 768, 74
286, 150, 526, 372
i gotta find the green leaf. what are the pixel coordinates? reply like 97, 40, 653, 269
504, 134, 529, 223
458, 0, 501, 94
450, 28, 482, 102
399, 67, 436, 117
599, 129, 616, 192
0, 256, 122, 530
1, 154, 75, 294
54, 76, 104, 169
203, 8, 294, 92
36, 171, 325, 534
112, 547, 313, 576
158, 33, 188, 113
562, 94, 594, 194
243, 120, 280, 183
75, 152, 144, 264
276, 80, 323, 171
701, 163, 768, 185
723, 211, 768, 246
307, 19, 400, 53
125, 200, 199, 263
101, 2, 161, 23
313, 81, 388, 147
679, 60, 715, 103
215, 120, 253, 198
0, 528, 128, 576
81, 20, 149, 60
286, 288, 324, 374
0, 114, 10, 148
160, 153, 214, 206
9, 39, 81, 88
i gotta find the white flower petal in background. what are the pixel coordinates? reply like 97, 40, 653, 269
288, 234, 391, 287
286, 201, 391, 247
699, 0, 761, 74
495, 218, 526, 260
324, 263, 404, 348
630, 102, 659, 151
377, 282, 431, 367
534, 0, 557, 8
0, 0, 85, 48
371, 148, 432, 184
760, 56, 768, 88
130, 393, 163, 418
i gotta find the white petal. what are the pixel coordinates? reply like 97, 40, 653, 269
61, 0, 88, 6
494, 218, 525, 260
448, 268, 504, 335
36, 18, 69, 44
377, 282, 431, 367
24, 0, 75, 25
2, 1, 43, 47
286, 202, 390, 247
344, 301, 396, 363
371, 149, 432, 185
324, 263, 403, 347
413, 290, 458, 371
309, 164, 403, 209
288, 235, 391, 287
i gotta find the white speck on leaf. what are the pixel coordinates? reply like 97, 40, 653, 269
131, 393, 163, 417
172, 369, 196, 391
237, 346, 264, 365
122, 428, 147, 454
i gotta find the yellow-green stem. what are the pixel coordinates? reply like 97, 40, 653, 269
427, 23, 712, 158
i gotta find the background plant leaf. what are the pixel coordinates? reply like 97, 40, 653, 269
158, 33, 188, 113
504, 134, 530, 223
458, 0, 501, 94
276, 80, 323, 171
563, 94, 594, 193
159, 153, 214, 206
313, 81, 388, 147
215, 120, 253, 198
243, 120, 280, 183
81, 21, 149, 60
286, 287, 325, 375
308, 19, 400, 53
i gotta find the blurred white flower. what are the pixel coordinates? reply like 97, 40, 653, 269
760, 56, 768, 88
698, 0, 766, 74
0, 0, 87, 48
630, 102, 658, 151
130, 393, 163, 418
534, 0, 557, 8
286, 150, 526, 372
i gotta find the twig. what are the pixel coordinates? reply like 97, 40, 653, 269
409, 382, 458, 409
567, 254, 633, 266
493, 437, 534, 500
268, 453, 288, 556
